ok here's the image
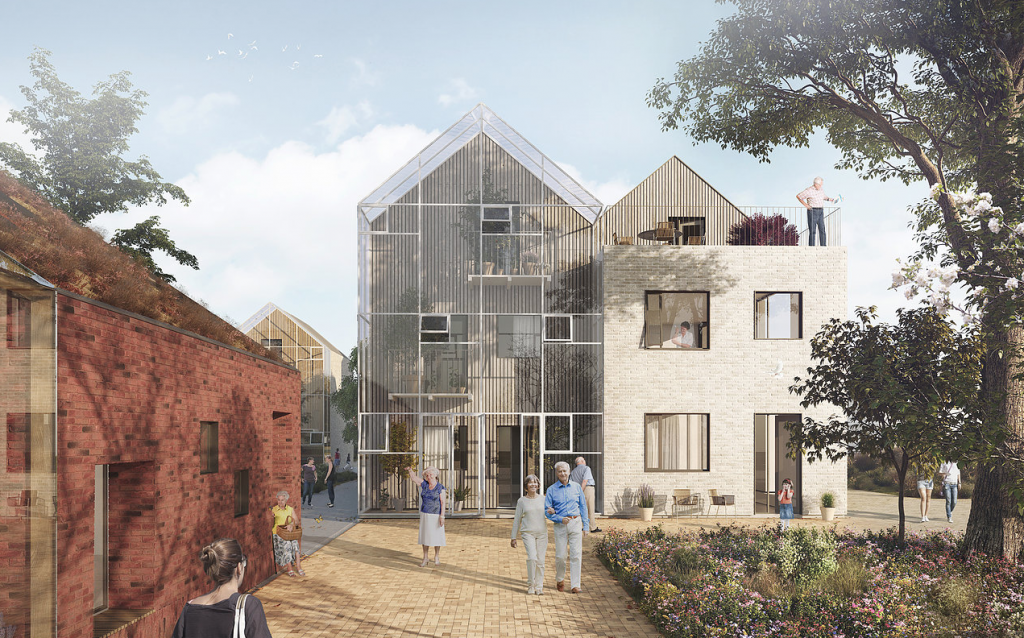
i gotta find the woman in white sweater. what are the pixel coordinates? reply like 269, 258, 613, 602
510, 474, 549, 594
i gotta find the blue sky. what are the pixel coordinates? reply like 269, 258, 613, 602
0, 1, 925, 352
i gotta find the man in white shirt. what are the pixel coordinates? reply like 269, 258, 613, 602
796, 177, 837, 246
938, 460, 962, 523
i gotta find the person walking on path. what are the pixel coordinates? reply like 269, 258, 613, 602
171, 538, 272, 637
795, 177, 837, 246
544, 461, 589, 594
569, 456, 601, 532
300, 458, 316, 507
323, 454, 336, 508
334, 448, 340, 463
913, 457, 939, 522
407, 466, 446, 566
939, 460, 962, 523
777, 478, 794, 531
511, 474, 549, 595
271, 491, 304, 577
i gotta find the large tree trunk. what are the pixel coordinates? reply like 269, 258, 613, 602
961, 325, 1024, 561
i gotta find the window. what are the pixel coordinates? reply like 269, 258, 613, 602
260, 338, 283, 354
234, 469, 250, 517
420, 315, 469, 343
645, 414, 709, 471
755, 292, 802, 339
545, 415, 571, 451
670, 217, 706, 246
545, 316, 571, 341
200, 422, 219, 474
497, 315, 541, 358
644, 292, 709, 349
482, 207, 511, 234
6, 291, 31, 349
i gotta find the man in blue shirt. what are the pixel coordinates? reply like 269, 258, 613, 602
545, 461, 589, 593
569, 456, 601, 533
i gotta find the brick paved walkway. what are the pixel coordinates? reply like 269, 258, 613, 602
255, 490, 971, 637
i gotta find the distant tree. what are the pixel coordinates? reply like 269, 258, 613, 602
329, 346, 359, 454
789, 307, 983, 544
727, 213, 798, 246
0, 48, 196, 281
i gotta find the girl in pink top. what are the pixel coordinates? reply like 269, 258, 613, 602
777, 478, 794, 531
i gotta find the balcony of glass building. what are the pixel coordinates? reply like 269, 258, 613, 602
606, 205, 842, 247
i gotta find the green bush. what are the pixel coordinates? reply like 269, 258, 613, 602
931, 577, 981, 618
821, 491, 836, 508
668, 547, 715, 586
752, 527, 838, 589
336, 469, 357, 483
819, 553, 871, 597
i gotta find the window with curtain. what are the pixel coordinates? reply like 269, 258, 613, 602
497, 315, 541, 357
754, 292, 802, 339
234, 469, 250, 517
200, 422, 219, 474
644, 292, 710, 349
645, 414, 709, 471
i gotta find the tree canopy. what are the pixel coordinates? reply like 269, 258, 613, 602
789, 307, 983, 543
329, 346, 359, 454
650, 0, 1024, 559
0, 48, 197, 281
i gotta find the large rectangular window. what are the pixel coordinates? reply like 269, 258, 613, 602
645, 414, 710, 471
497, 315, 541, 357
200, 422, 219, 474
755, 292, 802, 339
645, 292, 709, 349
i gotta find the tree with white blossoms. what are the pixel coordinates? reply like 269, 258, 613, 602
650, 0, 1024, 559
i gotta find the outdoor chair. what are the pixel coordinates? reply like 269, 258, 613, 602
672, 489, 703, 517
709, 489, 736, 516
655, 221, 675, 241
687, 235, 703, 245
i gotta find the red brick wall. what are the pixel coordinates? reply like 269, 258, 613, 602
55, 294, 301, 638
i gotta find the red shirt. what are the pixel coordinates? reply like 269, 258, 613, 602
777, 487, 793, 504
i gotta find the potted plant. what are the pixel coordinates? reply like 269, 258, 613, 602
820, 491, 836, 521
451, 485, 472, 511
379, 486, 390, 512
636, 483, 655, 522
380, 421, 417, 512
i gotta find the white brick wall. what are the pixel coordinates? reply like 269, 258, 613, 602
601, 245, 848, 518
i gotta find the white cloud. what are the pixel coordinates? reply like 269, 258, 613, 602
92, 123, 437, 352
0, 95, 39, 156
438, 78, 479, 107
317, 101, 374, 143
557, 161, 633, 207
350, 58, 378, 88
155, 92, 240, 136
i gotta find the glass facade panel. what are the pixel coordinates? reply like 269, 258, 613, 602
645, 292, 710, 349
358, 119, 603, 514
755, 292, 802, 339
645, 414, 710, 471
0, 271, 57, 637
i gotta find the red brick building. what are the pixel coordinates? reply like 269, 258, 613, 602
1, 175, 302, 638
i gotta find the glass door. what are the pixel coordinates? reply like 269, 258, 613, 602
754, 414, 802, 514
422, 413, 482, 515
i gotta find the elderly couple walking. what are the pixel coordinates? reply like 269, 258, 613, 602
510, 459, 596, 595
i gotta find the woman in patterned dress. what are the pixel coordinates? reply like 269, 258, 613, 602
271, 490, 304, 576
406, 466, 446, 566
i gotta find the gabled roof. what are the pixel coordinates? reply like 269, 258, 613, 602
359, 104, 603, 223
240, 302, 346, 359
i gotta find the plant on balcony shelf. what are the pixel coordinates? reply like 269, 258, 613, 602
727, 213, 798, 246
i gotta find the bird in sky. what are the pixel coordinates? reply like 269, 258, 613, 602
249, 40, 256, 47
251, 44, 258, 51
205, 55, 212, 61
296, 44, 301, 50
769, 361, 784, 378
217, 50, 226, 55
314, 54, 323, 58
282, 44, 288, 52
290, 61, 300, 70
227, 33, 234, 39
249, 74, 254, 83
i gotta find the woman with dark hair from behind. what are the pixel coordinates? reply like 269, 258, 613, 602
171, 538, 272, 637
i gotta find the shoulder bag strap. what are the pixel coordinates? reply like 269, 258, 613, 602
233, 593, 248, 638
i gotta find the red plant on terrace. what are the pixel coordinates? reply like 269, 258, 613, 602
727, 213, 798, 246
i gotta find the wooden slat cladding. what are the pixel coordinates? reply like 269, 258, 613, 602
597, 156, 748, 246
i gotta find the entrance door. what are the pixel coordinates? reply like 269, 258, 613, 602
422, 414, 482, 514
754, 414, 802, 514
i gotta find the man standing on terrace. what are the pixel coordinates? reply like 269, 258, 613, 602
796, 177, 837, 246
545, 461, 589, 594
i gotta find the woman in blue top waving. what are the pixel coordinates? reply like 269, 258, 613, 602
407, 466, 446, 566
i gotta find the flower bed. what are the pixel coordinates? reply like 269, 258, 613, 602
596, 525, 1024, 637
